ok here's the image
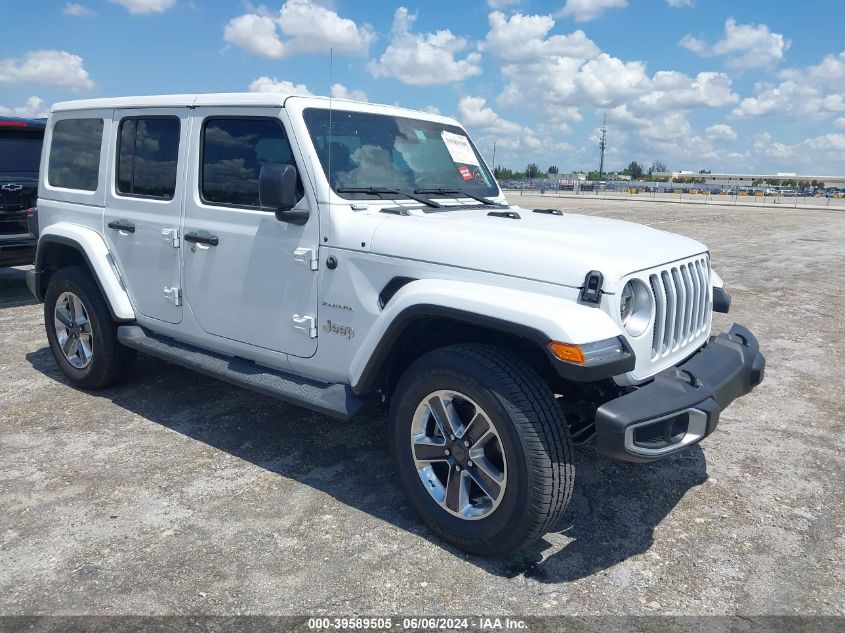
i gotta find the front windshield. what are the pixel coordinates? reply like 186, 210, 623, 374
303, 108, 499, 199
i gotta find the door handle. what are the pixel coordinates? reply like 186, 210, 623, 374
107, 219, 135, 233
183, 231, 219, 247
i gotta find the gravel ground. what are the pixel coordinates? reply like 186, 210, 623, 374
1, 196, 843, 617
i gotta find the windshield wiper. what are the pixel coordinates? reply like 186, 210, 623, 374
336, 186, 441, 209
414, 188, 501, 207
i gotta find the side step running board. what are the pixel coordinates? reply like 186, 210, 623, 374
116, 325, 365, 420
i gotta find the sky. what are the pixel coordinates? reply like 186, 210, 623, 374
2, 0, 844, 175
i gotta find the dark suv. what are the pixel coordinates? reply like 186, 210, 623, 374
0, 116, 45, 267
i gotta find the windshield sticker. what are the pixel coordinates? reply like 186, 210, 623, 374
458, 165, 474, 181
441, 131, 479, 166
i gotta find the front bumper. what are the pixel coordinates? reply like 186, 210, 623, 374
594, 323, 765, 462
0, 236, 35, 267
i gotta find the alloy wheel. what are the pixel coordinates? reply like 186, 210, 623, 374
410, 390, 508, 520
53, 291, 94, 369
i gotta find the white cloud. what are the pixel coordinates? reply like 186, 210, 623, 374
732, 80, 845, 119
678, 34, 707, 55
0, 96, 49, 118
110, 0, 175, 14
835, 117, 845, 130
63, 3, 95, 16
680, 18, 790, 68
746, 131, 845, 170
485, 12, 736, 114
804, 133, 845, 153
782, 50, 845, 86
225, 0, 375, 59
225, 14, 286, 58
367, 8, 481, 85
330, 83, 367, 102
706, 123, 737, 142
248, 76, 312, 95
637, 71, 738, 111
457, 96, 554, 158
666, 0, 693, 7
481, 11, 599, 63
558, 0, 628, 22
0, 50, 94, 90
487, 0, 520, 7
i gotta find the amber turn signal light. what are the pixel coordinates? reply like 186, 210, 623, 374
548, 341, 586, 364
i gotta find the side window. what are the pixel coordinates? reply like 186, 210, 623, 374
117, 117, 180, 199
48, 118, 104, 191
201, 117, 302, 208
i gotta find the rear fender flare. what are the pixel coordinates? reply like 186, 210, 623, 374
35, 223, 135, 321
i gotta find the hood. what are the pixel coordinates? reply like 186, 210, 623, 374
368, 205, 707, 290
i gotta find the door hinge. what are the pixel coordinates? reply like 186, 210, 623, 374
291, 314, 317, 338
164, 286, 182, 306
162, 228, 180, 248
293, 247, 318, 271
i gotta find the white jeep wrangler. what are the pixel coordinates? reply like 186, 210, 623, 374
27, 92, 765, 556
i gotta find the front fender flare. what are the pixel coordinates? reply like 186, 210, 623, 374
349, 279, 628, 394
34, 223, 135, 321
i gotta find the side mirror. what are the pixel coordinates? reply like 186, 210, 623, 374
259, 163, 309, 225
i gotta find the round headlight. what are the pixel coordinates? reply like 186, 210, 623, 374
620, 279, 653, 337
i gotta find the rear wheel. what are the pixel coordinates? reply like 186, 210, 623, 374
390, 344, 574, 556
44, 265, 136, 389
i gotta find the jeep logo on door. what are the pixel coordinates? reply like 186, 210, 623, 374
323, 320, 354, 339
1, 184, 23, 192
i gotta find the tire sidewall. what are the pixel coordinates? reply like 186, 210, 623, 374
44, 269, 109, 386
390, 351, 536, 550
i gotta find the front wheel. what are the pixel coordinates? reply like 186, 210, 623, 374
389, 344, 574, 556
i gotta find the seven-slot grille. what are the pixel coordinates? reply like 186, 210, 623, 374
647, 256, 711, 359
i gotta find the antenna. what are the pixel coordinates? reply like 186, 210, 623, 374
598, 113, 607, 180
492, 141, 497, 172
328, 47, 333, 190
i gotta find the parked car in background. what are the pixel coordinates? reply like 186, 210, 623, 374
0, 116, 45, 267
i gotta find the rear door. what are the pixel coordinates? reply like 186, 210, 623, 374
104, 109, 189, 324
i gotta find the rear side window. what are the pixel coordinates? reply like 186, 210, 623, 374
201, 117, 301, 208
48, 118, 104, 191
117, 117, 180, 199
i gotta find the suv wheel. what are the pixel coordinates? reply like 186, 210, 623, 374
44, 265, 136, 389
390, 344, 574, 556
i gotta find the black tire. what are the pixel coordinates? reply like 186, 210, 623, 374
44, 265, 136, 389
389, 343, 574, 556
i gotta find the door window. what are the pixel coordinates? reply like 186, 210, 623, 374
116, 117, 180, 199
200, 117, 302, 208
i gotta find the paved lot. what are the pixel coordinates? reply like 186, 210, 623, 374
507, 188, 845, 212
1, 196, 843, 616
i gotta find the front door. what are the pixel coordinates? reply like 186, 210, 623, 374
104, 108, 189, 324
181, 107, 319, 358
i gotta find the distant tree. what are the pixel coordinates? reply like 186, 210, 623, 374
494, 166, 525, 180
625, 161, 644, 180
586, 170, 602, 181
526, 163, 543, 178
650, 160, 668, 174
547, 165, 559, 174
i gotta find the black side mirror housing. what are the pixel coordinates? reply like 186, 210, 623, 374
259, 163, 309, 225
